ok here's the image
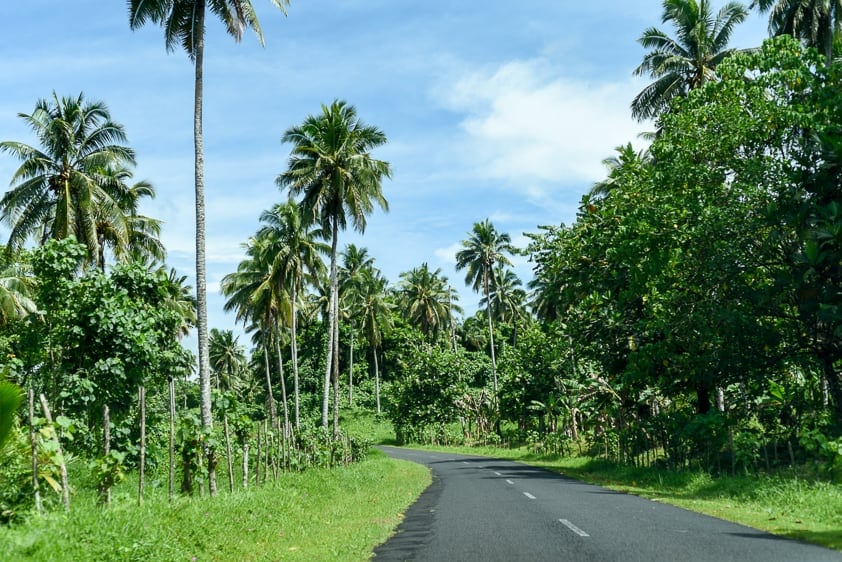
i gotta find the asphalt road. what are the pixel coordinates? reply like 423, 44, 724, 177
373, 447, 842, 562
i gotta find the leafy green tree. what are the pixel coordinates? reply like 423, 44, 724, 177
277, 100, 391, 429
128, 0, 289, 494
0, 93, 136, 266
455, 219, 515, 396
751, 0, 842, 62
0, 381, 22, 452
0, 251, 36, 327
632, 0, 749, 121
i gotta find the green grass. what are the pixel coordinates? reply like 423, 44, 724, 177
0, 450, 430, 561
410, 443, 842, 551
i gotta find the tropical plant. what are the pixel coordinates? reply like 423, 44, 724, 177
396, 263, 452, 341
277, 100, 391, 429
356, 268, 392, 413
455, 219, 515, 396
751, 0, 842, 62
128, 0, 289, 495
631, 0, 749, 121
209, 328, 247, 392
257, 200, 327, 429
0, 93, 136, 267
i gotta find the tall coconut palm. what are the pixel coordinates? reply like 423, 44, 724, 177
632, 0, 749, 121
209, 328, 247, 392
96, 164, 165, 265
0, 93, 136, 267
751, 0, 842, 62
221, 235, 283, 427
455, 219, 515, 396
397, 263, 452, 340
357, 268, 392, 414
481, 264, 529, 345
257, 200, 327, 429
277, 100, 391, 429
128, 0, 288, 494
340, 244, 375, 405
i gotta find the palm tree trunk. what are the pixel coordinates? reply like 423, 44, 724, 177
168, 376, 175, 501
274, 329, 290, 438
192, 0, 216, 498
322, 221, 339, 428
374, 347, 381, 415
291, 286, 301, 430
349, 330, 354, 406
483, 268, 498, 394
138, 386, 146, 506
332, 283, 341, 436
263, 335, 277, 428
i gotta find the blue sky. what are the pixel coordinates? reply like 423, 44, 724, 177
1, 1, 769, 349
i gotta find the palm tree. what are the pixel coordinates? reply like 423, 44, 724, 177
397, 263, 452, 341
277, 100, 391, 429
481, 264, 529, 346
340, 244, 375, 405
751, 0, 842, 62
257, 200, 327, 429
221, 235, 283, 428
357, 268, 392, 414
0, 93, 136, 266
455, 219, 515, 396
209, 328, 247, 392
589, 143, 653, 200
128, 0, 288, 495
631, 0, 749, 121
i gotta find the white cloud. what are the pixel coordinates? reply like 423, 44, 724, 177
434, 242, 462, 265
440, 58, 648, 189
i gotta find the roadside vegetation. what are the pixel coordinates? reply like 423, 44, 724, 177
4, 1, 842, 560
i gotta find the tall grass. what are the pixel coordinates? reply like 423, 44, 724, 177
0, 450, 430, 561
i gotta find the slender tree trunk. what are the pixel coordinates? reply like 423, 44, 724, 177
138, 386, 146, 506
333, 285, 341, 437
483, 268, 498, 395
349, 330, 354, 406
274, 330, 290, 438
255, 423, 262, 485
39, 394, 69, 511
168, 377, 175, 501
242, 437, 250, 489
28, 389, 41, 514
223, 415, 233, 493
374, 347, 381, 415
291, 286, 301, 430
101, 404, 111, 505
263, 335, 277, 428
322, 222, 339, 428
192, 0, 216, 498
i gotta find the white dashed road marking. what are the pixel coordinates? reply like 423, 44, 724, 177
524, 492, 536, 500
559, 519, 590, 537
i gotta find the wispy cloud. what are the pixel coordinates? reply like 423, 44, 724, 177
438, 58, 648, 190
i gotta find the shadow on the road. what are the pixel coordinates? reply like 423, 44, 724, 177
726, 532, 789, 541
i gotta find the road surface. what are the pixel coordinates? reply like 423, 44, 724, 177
374, 447, 841, 562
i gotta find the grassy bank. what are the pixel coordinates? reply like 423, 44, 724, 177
0, 450, 430, 561
410, 443, 842, 551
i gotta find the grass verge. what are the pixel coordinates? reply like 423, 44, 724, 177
410, 443, 842, 551
0, 450, 430, 561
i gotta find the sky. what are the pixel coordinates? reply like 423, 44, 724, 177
0, 1, 769, 351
